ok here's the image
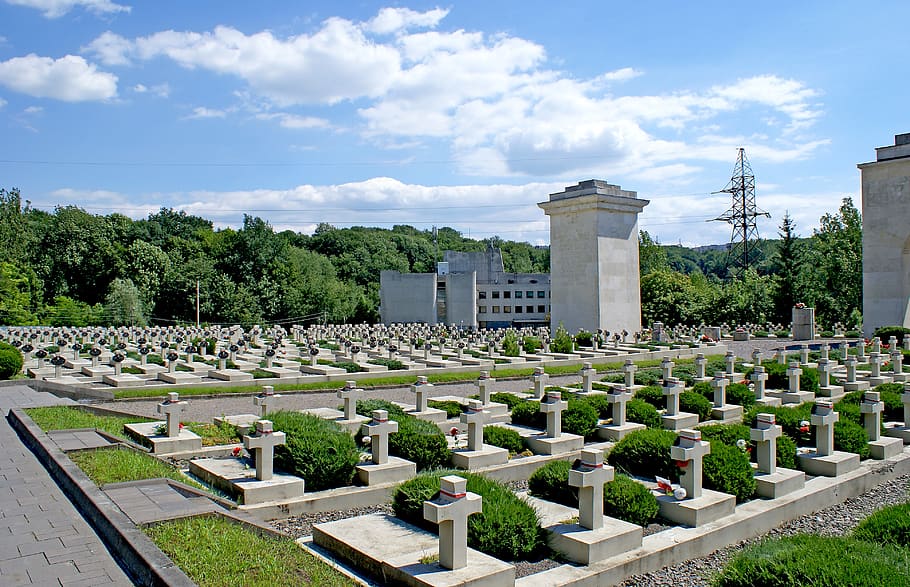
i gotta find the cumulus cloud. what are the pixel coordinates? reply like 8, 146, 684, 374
132, 82, 169, 97
365, 7, 449, 34
255, 112, 330, 129
184, 106, 230, 119
0, 54, 117, 101
83, 31, 133, 66
5, 0, 129, 18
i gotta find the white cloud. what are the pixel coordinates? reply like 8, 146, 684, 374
600, 67, 642, 82
83, 31, 133, 66
132, 82, 169, 97
5, 0, 129, 18
255, 112, 330, 129
184, 106, 229, 119
0, 54, 117, 101
0, 97, 6, 108
365, 7, 449, 35
23, 105, 42, 114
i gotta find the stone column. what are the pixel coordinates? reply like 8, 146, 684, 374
156, 392, 185, 438
751, 366, 768, 399
412, 376, 432, 412
660, 358, 674, 380
711, 372, 729, 408
892, 350, 904, 376
844, 356, 858, 383
581, 362, 596, 394
869, 352, 883, 378
694, 353, 707, 379
799, 345, 810, 365
568, 448, 613, 530
243, 420, 286, 481
540, 391, 567, 438
622, 359, 637, 388
531, 366, 548, 399
337, 381, 362, 421
811, 400, 839, 457
460, 400, 487, 451
475, 371, 495, 405
820, 343, 830, 361
670, 429, 711, 500
787, 362, 802, 393
361, 410, 398, 465
725, 351, 736, 377
662, 378, 684, 416
423, 475, 482, 570
750, 413, 781, 474
817, 359, 833, 388
860, 391, 884, 442
253, 385, 279, 418
607, 387, 632, 426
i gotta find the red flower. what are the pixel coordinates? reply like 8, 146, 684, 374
232, 446, 242, 457
449, 427, 459, 437
675, 460, 689, 469
178, 423, 184, 430
799, 425, 810, 434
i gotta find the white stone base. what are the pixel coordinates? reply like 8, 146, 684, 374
135, 364, 165, 375
710, 405, 743, 423
869, 437, 903, 460
661, 412, 699, 431
259, 366, 299, 378
769, 390, 814, 405
754, 397, 782, 408
356, 456, 416, 486
816, 385, 845, 400
123, 422, 202, 454
451, 445, 509, 470
189, 457, 304, 504
208, 369, 254, 381
525, 433, 584, 455
884, 423, 910, 444
596, 422, 646, 441
843, 380, 871, 392
656, 489, 736, 527
407, 408, 448, 424
101, 374, 145, 387
797, 450, 860, 477
45, 376, 86, 386
891, 373, 910, 383
81, 365, 114, 378
157, 371, 203, 384
865, 375, 893, 386
300, 408, 370, 434
299, 364, 348, 375
753, 467, 805, 499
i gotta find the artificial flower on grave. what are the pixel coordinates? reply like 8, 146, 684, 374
674, 459, 689, 469
736, 438, 752, 455
232, 446, 243, 458
656, 475, 674, 494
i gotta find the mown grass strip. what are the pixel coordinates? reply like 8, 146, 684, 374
69, 447, 207, 490
26, 406, 151, 439
144, 515, 356, 587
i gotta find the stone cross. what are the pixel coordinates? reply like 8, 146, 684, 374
820, 343, 830, 360
670, 429, 711, 500
869, 352, 884, 378
799, 344, 810, 365
475, 371, 495, 405
751, 349, 762, 367
423, 475, 482, 570
412, 376, 432, 412
540, 390, 567, 438
531, 366, 549, 399
243, 420, 286, 481
787, 361, 802, 393
711, 371, 729, 408
581, 362, 596, 394
622, 359, 637, 388
856, 340, 866, 361
661, 357, 675, 380
811, 400, 839, 457
872, 337, 881, 354
156, 392, 185, 438
861, 391, 884, 442
751, 365, 768, 399
776, 349, 786, 365
903, 384, 910, 427
905, 337, 910, 352
607, 386, 633, 426
892, 350, 904, 376
750, 413, 782, 474
460, 400, 487, 451
253, 385, 279, 418
361, 410, 398, 465
725, 351, 736, 377
844, 355, 858, 383
568, 448, 613, 530
694, 353, 707, 379
337, 381, 363, 421
817, 359, 833, 388
662, 378, 684, 416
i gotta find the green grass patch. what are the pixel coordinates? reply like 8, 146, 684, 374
185, 421, 241, 447
144, 515, 355, 587
26, 406, 150, 439
69, 447, 205, 490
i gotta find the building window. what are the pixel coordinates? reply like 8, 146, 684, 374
504, 306, 511, 313
537, 291, 546, 298
503, 291, 511, 299
478, 306, 487, 313
478, 291, 487, 300
492, 306, 500, 313
515, 291, 523, 299
515, 306, 523, 313
492, 291, 500, 299
526, 291, 534, 298
527, 305, 534, 313
538, 305, 546, 313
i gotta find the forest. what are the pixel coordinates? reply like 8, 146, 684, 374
0, 187, 861, 330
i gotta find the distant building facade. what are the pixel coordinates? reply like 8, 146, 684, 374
379, 247, 550, 329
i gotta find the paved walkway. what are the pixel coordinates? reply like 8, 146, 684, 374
0, 385, 133, 586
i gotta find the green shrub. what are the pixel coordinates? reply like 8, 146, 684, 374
745, 403, 813, 441
712, 534, 910, 587
607, 428, 677, 481
522, 336, 541, 354
680, 391, 713, 421
510, 398, 599, 437
633, 369, 662, 387
776, 434, 797, 469
427, 400, 463, 418
699, 423, 750, 446
483, 426, 524, 453
846, 330, 861, 338
490, 392, 524, 410
834, 419, 870, 459
355, 399, 450, 470
834, 401, 862, 425
626, 399, 661, 428
604, 474, 659, 526
502, 331, 520, 357
528, 460, 573, 506
873, 326, 910, 346
0, 342, 23, 379
704, 441, 756, 502
634, 385, 665, 409
332, 361, 364, 373
581, 393, 612, 420
367, 358, 406, 370
269, 411, 360, 491
393, 471, 546, 560
853, 502, 910, 548
774, 330, 791, 338
726, 383, 756, 408
574, 330, 593, 348
692, 381, 713, 399
871, 383, 905, 421
748, 361, 818, 393
356, 399, 406, 418
753, 330, 769, 338
510, 399, 542, 427
551, 323, 574, 354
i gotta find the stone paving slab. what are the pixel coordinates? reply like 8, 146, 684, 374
0, 385, 133, 586
47, 429, 118, 452
104, 479, 222, 525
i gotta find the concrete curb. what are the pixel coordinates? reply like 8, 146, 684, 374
6, 407, 195, 587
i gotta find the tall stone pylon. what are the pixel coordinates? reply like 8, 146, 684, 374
539, 180, 649, 335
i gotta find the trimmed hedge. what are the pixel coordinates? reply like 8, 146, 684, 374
528, 460, 573, 506
510, 398, 599, 437
427, 399, 463, 418
633, 385, 664, 408
698, 423, 750, 446
703, 441, 756, 502
607, 428, 677, 481
853, 502, 910, 548
626, 399, 662, 428
0, 342, 23, 380
393, 471, 546, 560
873, 326, 910, 346
745, 361, 819, 393
726, 383, 756, 408
269, 411, 360, 491
483, 425, 524, 453
834, 419, 870, 459
489, 392, 525, 410
581, 393, 612, 419
680, 391, 713, 422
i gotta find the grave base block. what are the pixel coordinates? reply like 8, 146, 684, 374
754, 397, 782, 408
123, 422, 202, 454
300, 408, 370, 434
134, 364, 165, 375
797, 450, 860, 477
843, 380, 871, 392
259, 366, 299, 378
451, 445, 509, 470
355, 456, 416, 486
299, 364, 348, 376
710, 405, 743, 423
525, 433, 584, 455
596, 422, 646, 442
101, 374, 145, 388
661, 412, 699, 431
891, 373, 910, 383
884, 423, 910, 444
869, 437, 903, 460
81, 366, 114, 378
313, 513, 514, 587
157, 371, 203, 384
865, 375, 893, 387
815, 385, 845, 400
657, 489, 735, 527
189, 458, 304, 504
770, 390, 814, 405
207, 369, 254, 382
407, 408, 448, 424
213, 414, 259, 435
754, 467, 805, 499
524, 494, 642, 565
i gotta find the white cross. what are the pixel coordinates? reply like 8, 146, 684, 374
253, 385, 280, 418
810, 400, 839, 456
750, 413, 782, 474
460, 400, 487, 451
694, 354, 707, 379
751, 366, 768, 399
540, 391, 567, 438
156, 392, 185, 438
412, 376, 432, 412
816, 359, 833, 388
860, 391, 884, 441
337, 381, 363, 421
892, 351, 904, 375
711, 371, 729, 408
725, 351, 736, 376
360, 410, 398, 465
787, 361, 802, 393
243, 420, 286, 481
531, 367, 549, 399
662, 378, 684, 416
622, 359, 637, 388
581, 362, 596, 394
423, 475, 482, 570
475, 371, 495, 405
568, 448, 613, 530
607, 387, 633, 426
869, 352, 884, 378
670, 429, 711, 499
844, 356, 858, 383
661, 358, 675, 380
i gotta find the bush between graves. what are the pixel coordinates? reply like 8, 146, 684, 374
633, 385, 665, 409
834, 419, 870, 459
509, 398, 599, 438
748, 361, 819, 393
680, 391, 713, 421
501, 331, 521, 357
393, 471, 546, 560
699, 423, 797, 469
427, 400, 463, 418
355, 399, 450, 470
711, 534, 910, 587
607, 428, 678, 482
522, 336, 541, 354
849, 384, 904, 421
573, 330, 593, 348
489, 392, 524, 410
746, 403, 813, 443
873, 325, 910, 346
0, 342, 23, 380
550, 323, 574, 354
580, 393, 612, 419
527, 459, 573, 506
703, 441, 756, 502
269, 411, 360, 491
626, 399, 662, 428
367, 358, 406, 370
834, 401, 862, 425
482, 425, 524, 453
853, 502, 910, 549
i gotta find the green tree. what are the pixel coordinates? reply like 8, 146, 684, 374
104, 278, 148, 326
772, 212, 803, 321
122, 240, 170, 311
0, 262, 41, 325
639, 230, 669, 275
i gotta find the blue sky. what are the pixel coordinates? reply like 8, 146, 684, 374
0, 1, 905, 246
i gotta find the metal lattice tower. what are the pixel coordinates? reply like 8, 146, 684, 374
711, 148, 770, 277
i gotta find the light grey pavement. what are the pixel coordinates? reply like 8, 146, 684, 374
0, 385, 133, 586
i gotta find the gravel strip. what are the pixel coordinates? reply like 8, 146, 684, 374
271, 504, 395, 540
620, 474, 910, 586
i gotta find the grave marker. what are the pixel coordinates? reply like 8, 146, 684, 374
423, 475, 483, 570
569, 448, 613, 530
243, 420, 286, 481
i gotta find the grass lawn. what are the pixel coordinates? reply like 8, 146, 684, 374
26, 406, 151, 439
69, 447, 206, 490
185, 421, 241, 446
144, 515, 356, 587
